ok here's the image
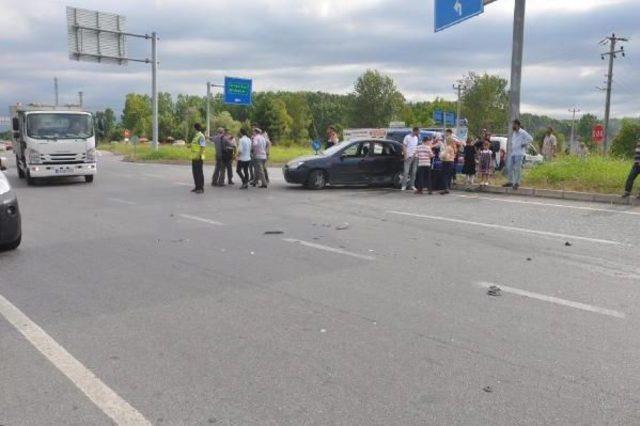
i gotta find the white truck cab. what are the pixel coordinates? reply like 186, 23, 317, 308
11, 104, 97, 184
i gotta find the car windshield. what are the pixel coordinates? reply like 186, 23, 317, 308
27, 113, 94, 140
321, 141, 351, 156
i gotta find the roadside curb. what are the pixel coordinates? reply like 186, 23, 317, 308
452, 183, 639, 206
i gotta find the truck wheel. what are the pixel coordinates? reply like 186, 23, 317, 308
26, 172, 35, 186
84, 175, 94, 183
17, 157, 25, 179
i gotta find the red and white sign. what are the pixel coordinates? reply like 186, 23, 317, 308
592, 124, 604, 144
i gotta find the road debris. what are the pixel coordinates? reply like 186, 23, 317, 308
526, 257, 532, 261
487, 286, 502, 297
482, 386, 494, 393
335, 223, 350, 230
264, 230, 284, 235
565, 241, 573, 247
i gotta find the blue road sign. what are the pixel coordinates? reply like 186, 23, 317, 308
444, 111, 457, 125
311, 140, 322, 152
224, 77, 252, 106
433, 110, 444, 124
434, 0, 484, 33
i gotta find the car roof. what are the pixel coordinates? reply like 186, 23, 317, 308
347, 138, 401, 145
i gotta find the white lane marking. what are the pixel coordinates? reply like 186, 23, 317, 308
179, 214, 224, 226
141, 173, 162, 179
0, 294, 151, 425
174, 182, 193, 187
457, 194, 640, 217
476, 282, 626, 319
388, 210, 622, 246
108, 198, 137, 206
283, 238, 375, 261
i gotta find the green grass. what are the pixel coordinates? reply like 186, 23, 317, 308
98, 143, 313, 165
522, 155, 630, 194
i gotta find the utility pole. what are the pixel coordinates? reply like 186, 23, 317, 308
78, 91, 84, 108
54, 77, 59, 106
568, 107, 581, 154
506, 0, 526, 162
206, 82, 212, 138
151, 32, 159, 150
599, 33, 627, 154
453, 81, 465, 136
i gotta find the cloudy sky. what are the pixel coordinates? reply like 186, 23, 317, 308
1, 0, 638, 120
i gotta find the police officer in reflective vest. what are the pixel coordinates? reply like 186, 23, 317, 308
190, 123, 206, 194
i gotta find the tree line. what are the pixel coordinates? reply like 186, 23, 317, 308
93, 69, 636, 156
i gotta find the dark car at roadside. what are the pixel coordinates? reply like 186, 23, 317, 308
283, 139, 404, 189
0, 158, 21, 251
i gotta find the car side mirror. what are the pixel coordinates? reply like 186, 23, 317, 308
0, 157, 7, 171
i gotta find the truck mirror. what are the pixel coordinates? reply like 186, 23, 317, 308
11, 117, 19, 132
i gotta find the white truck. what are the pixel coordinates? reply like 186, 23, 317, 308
10, 104, 97, 185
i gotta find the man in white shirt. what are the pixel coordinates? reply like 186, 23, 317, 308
401, 127, 420, 191
542, 127, 557, 160
504, 119, 533, 190
252, 128, 268, 188
236, 128, 252, 189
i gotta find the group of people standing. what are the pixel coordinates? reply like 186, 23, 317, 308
189, 123, 270, 194
401, 120, 533, 195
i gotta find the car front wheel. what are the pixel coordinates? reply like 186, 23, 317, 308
306, 170, 326, 190
0, 235, 21, 251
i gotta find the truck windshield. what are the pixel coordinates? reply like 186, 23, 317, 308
26, 114, 94, 140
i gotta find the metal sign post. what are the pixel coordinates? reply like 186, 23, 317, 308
66, 6, 160, 150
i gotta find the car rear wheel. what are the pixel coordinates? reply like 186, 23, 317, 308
392, 171, 403, 189
0, 235, 21, 251
306, 170, 326, 190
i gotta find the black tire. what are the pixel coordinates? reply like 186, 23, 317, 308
85, 175, 94, 183
26, 171, 35, 186
306, 170, 326, 190
0, 235, 21, 251
392, 171, 403, 189
17, 159, 25, 179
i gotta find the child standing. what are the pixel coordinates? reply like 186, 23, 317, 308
462, 137, 477, 188
478, 140, 494, 186
415, 136, 434, 194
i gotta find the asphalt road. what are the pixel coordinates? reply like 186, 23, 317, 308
1, 152, 640, 425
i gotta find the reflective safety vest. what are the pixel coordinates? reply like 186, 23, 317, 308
191, 131, 205, 160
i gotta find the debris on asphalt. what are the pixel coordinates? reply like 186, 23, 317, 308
312, 237, 321, 240
483, 386, 494, 393
526, 257, 532, 261
264, 230, 284, 235
487, 286, 502, 297
335, 223, 350, 230
320, 329, 327, 333
369, 249, 375, 253
250, 251, 255, 255
565, 241, 573, 247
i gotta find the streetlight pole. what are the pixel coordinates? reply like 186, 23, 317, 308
599, 33, 627, 154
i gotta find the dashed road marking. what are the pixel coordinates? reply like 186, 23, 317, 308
476, 282, 626, 319
174, 182, 193, 187
179, 214, 224, 226
0, 293, 151, 425
108, 198, 137, 205
387, 210, 623, 246
456, 194, 640, 217
283, 238, 375, 261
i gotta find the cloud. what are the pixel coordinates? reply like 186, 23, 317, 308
0, 0, 638, 119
